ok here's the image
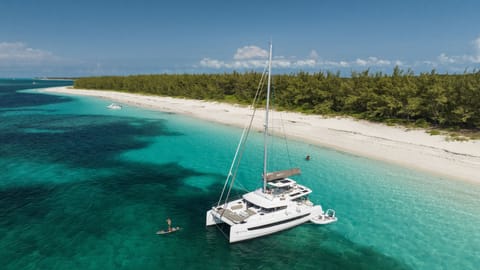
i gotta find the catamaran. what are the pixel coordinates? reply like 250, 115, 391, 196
205, 43, 337, 243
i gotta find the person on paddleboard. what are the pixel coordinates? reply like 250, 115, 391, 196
166, 217, 172, 232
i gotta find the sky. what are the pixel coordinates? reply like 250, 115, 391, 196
1, 0, 480, 77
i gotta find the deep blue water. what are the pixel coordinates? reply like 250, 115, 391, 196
1, 79, 479, 269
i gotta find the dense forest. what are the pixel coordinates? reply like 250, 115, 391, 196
74, 67, 480, 131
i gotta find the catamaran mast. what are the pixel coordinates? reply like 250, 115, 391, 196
263, 43, 273, 192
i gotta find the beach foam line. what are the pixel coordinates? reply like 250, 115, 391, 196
42, 86, 480, 183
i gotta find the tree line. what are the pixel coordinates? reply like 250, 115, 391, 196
74, 67, 480, 130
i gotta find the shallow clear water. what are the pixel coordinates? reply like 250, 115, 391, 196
1, 79, 479, 269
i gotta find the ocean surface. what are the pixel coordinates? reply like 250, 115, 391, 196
1, 78, 479, 270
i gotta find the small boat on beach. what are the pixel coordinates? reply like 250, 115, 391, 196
107, 103, 122, 110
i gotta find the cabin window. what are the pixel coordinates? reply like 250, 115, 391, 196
289, 192, 301, 197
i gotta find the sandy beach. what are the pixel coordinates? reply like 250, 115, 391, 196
43, 86, 480, 183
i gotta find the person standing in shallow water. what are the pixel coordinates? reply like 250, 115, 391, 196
166, 217, 172, 232
305, 155, 311, 161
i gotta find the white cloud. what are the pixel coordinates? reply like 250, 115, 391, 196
470, 55, 480, 63
199, 36, 480, 73
473, 37, 480, 53
200, 58, 267, 69
200, 45, 271, 69
293, 59, 316, 68
200, 45, 403, 71
355, 58, 367, 66
309, 50, 319, 60
201, 46, 324, 69
275, 59, 293, 68
322, 60, 350, 68
438, 53, 456, 64
355, 57, 391, 66
437, 53, 480, 65
200, 58, 225, 69
232, 60, 266, 69
233, 46, 268, 60
434, 36, 480, 66
0, 42, 53, 61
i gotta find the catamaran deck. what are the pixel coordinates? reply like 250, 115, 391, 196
212, 177, 315, 225
215, 207, 257, 224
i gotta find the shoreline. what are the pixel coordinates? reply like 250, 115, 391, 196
42, 86, 480, 184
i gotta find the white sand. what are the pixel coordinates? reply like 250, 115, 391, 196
43, 86, 480, 183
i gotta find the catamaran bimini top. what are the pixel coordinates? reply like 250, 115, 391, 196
242, 190, 289, 209
242, 179, 313, 209
265, 168, 301, 182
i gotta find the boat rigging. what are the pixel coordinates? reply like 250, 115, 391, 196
205, 43, 337, 243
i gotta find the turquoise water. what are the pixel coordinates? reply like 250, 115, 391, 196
1, 79, 479, 269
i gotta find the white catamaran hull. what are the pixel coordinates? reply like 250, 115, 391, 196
207, 205, 323, 243
206, 209, 223, 226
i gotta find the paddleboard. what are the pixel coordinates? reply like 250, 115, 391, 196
156, 227, 181, 235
